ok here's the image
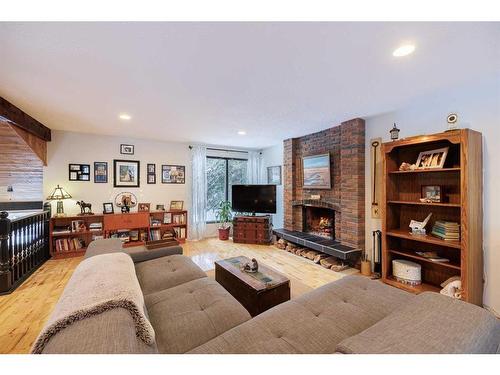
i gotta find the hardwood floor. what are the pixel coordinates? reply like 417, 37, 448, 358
0, 238, 357, 354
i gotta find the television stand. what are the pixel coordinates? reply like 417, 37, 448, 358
233, 215, 272, 245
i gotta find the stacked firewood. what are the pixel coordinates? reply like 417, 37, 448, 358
274, 238, 349, 272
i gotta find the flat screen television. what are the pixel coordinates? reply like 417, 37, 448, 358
231, 184, 276, 214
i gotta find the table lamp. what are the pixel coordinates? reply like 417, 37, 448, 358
47, 185, 72, 217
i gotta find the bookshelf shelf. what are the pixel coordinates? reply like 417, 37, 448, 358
388, 167, 461, 174
386, 228, 461, 249
388, 249, 461, 270
381, 129, 483, 306
387, 200, 461, 208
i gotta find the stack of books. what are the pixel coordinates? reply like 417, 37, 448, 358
89, 222, 102, 232
162, 230, 175, 240
53, 225, 71, 234
150, 218, 162, 227
431, 221, 460, 241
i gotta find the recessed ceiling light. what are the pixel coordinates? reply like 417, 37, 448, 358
237, 130, 246, 135
392, 44, 416, 57
119, 113, 131, 120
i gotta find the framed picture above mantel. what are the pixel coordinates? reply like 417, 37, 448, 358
302, 153, 331, 189
113, 159, 140, 188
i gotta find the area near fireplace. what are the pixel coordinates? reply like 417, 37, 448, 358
274, 118, 365, 262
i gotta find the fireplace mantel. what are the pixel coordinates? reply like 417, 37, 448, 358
291, 199, 340, 211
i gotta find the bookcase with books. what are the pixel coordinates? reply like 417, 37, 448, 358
381, 129, 483, 306
149, 210, 187, 243
50, 215, 104, 258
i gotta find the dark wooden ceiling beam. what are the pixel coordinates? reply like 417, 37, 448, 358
0, 96, 51, 141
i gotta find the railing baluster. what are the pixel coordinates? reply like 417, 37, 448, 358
0, 211, 50, 294
0, 212, 12, 293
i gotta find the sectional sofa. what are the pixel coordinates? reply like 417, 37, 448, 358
32, 239, 500, 354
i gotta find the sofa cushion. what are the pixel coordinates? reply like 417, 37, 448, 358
336, 292, 500, 354
189, 275, 413, 353
145, 277, 251, 353
135, 254, 206, 295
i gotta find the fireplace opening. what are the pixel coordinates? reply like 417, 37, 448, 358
303, 206, 335, 240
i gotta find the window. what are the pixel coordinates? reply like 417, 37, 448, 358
207, 157, 248, 222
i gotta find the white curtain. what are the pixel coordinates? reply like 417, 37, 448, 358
247, 151, 265, 184
189, 145, 207, 240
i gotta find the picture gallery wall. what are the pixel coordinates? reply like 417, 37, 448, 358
43, 130, 190, 216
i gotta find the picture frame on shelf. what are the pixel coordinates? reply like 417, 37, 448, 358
138, 203, 151, 212
267, 165, 282, 185
113, 159, 140, 188
156, 204, 165, 211
170, 200, 184, 211
120, 144, 134, 155
71, 220, 86, 232
163, 212, 172, 224
421, 185, 442, 203
94, 161, 108, 183
162, 165, 185, 184
147, 163, 156, 184
103, 202, 114, 214
69, 164, 91, 181
416, 147, 449, 169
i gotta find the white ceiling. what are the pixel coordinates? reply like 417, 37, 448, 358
0, 22, 499, 148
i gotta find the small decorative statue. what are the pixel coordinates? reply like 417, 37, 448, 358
241, 258, 259, 273
399, 162, 417, 171
76, 200, 93, 215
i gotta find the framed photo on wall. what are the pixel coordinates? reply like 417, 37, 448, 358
113, 160, 140, 188
302, 153, 331, 189
267, 166, 282, 185
69, 164, 90, 181
147, 163, 156, 184
94, 162, 108, 183
120, 144, 134, 155
162, 165, 185, 184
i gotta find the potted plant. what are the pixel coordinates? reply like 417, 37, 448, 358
216, 201, 233, 240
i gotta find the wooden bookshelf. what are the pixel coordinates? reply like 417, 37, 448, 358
50, 210, 188, 258
50, 215, 104, 259
148, 210, 187, 243
381, 129, 483, 306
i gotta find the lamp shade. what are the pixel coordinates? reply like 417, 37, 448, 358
47, 185, 72, 200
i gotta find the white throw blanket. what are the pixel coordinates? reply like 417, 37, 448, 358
31, 252, 155, 354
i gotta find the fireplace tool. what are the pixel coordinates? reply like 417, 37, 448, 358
371, 230, 382, 279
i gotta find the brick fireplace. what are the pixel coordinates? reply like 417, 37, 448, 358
282, 118, 365, 252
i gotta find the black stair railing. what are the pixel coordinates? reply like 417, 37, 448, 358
0, 210, 50, 294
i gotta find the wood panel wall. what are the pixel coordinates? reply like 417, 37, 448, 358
0, 121, 44, 202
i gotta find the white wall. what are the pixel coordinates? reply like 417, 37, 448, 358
261, 143, 284, 228
364, 74, 500, 315
44, 130, 190, 217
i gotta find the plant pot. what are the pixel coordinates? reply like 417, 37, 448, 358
361, 260, 372, 276
218, 227, 230, 241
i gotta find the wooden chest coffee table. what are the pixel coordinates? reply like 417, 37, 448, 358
215, 256, 290, 317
